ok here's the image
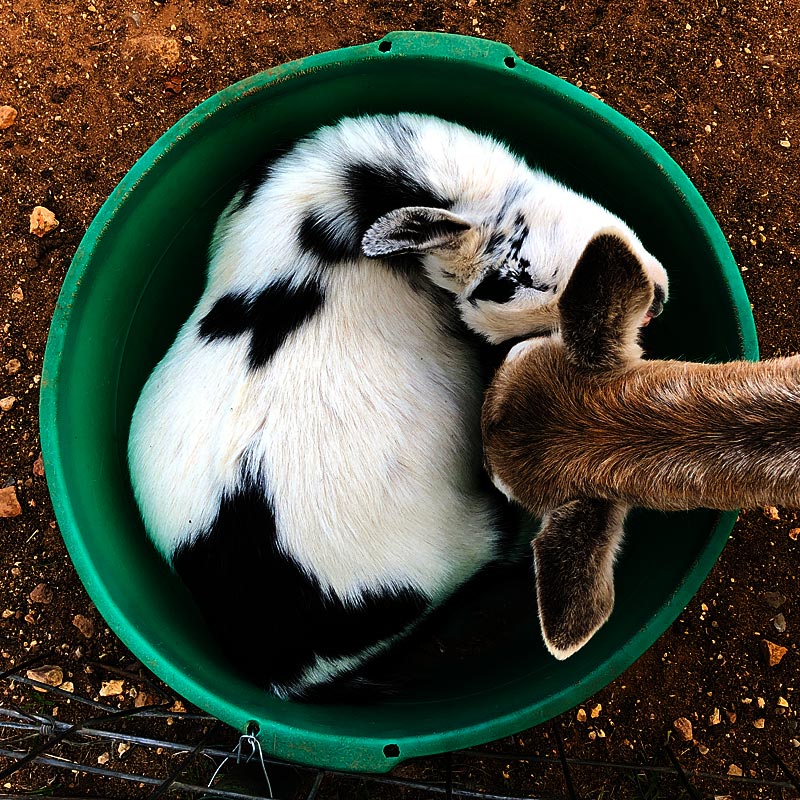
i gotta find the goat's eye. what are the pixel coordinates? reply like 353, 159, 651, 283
469, 268, 557, 305
468, 272, 518, 305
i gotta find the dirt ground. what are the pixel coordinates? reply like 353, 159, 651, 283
1, 0, 799, 797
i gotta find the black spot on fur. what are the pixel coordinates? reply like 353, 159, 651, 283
247, 278, 325, 369
485, 231, 505, 254
298, 160, 452, 264
298, 158, 453, 282
198, 294, 251, 340
344, 161, 452, 237
298, 212, 351, 262
172, 478, 428, 696
198, 279, 325, 369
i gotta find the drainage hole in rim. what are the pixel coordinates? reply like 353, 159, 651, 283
383, 743, 400, 758
246, 720, 260, 736
504, 56, 516, 68
378, 40, 392, 53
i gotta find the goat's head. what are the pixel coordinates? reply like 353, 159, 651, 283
361, 198, 668, 345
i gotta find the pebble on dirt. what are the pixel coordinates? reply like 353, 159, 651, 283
72, 613, 95, 638
29, 583, 53, 604
672, 717, 693, 741
790, 528, 800, 541
762, 591, 786, 608
29, 206, 59, 237
32, 454, 45, 478
99, 678, 125, 696
0, 396, 15, 412
0, 105, 17, 130
0, 486, 23, 518
26, 665, 64, 687
5, 359, 22, 375
772, 613, 787, 633
760, 639, 788, 667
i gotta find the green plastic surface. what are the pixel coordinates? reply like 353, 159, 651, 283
40, 31, 758, 773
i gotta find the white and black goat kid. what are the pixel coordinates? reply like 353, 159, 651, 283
483, 230, 800, 662
128, 113, 668, 699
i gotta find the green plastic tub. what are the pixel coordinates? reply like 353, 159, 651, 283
41, 31, 757, 772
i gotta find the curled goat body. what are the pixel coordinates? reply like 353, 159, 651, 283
128, 113, 667, 699
482, 230, 800, 660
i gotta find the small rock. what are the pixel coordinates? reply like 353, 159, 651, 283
32, 454, 44, 478
134, 691, 159, 708
753, 718, 765, 729
10, 286, 23, 302
29, 583, 53, 604
576, 708, 587, 723
0, 105, 18, 130
791, 739, 800, 748
761, 639, 788, 667
97, 752, 110, 765
757, 696, 766, 708
710, 707, 722, 725
29, 206, 59, 237
697, 742, 709, 755
5, 358, 21, 375
780, 139, 791, 148
100, 678, 125, 696
0, 486, 22, 518
60, 681, 74, 693
117, 741, 131, 757
789, 528, 799, 541
72, 614, 95, 638
773, 613, 787, 633
0, 396, 15, 412
169, 700, 187, 713
777, 696, 790, 708
763, 506, 780, 521
762, 591, 786, 608
725, 710, 737, 724
727, 764, 743, 777
26, 665, 64, 687
673, 717, 693, 741
714, 57, 723, 68
590, 703, 602, 719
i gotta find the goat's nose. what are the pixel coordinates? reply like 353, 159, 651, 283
648, 284, 667, 319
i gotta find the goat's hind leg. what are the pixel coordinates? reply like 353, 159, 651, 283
533, 498, 628, 659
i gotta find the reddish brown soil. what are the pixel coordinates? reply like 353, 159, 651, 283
1, 0, 798, 797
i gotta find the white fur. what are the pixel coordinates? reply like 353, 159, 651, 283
128, 113, 667, 695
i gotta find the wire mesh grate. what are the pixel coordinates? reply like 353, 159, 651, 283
1, 656, 798, 799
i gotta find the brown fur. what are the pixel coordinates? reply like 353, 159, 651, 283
484, 346, 800, 514
483, 233, 800, 515
482, 231, 800, 659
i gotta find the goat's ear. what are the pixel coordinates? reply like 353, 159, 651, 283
558, 232, 654, 372
361, 206, 472, 258
533, 498, 628, 660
